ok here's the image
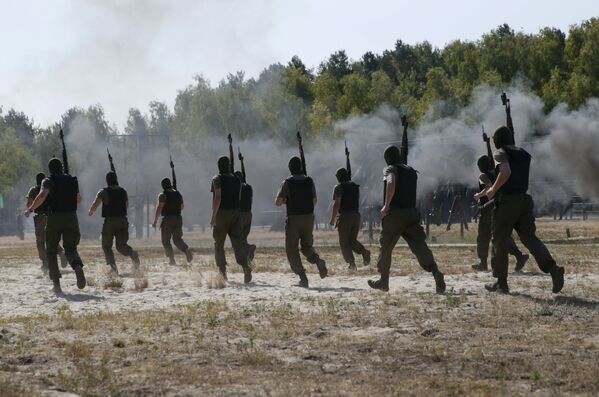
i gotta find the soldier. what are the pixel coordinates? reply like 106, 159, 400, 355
88, 171, 140, 274
368, 146, 446, 293
24, 158, 86, 294
328, 168, 370, 270
275, 156, 327, 288
472, 155, 529, 272
476, 126, 564, 294
26, 172, 67, 274
234, 170, 256, 262
151, 177, 193, 265
209, 157, 252, 283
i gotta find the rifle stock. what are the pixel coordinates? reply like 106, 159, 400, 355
238, 147, 247, 183
297, 131, 307, 175
227, 133, 235, 173
482, 126, 493, 161
107, 148, 116, 174
344, 140, 351, 180
59, 129, 70, 175
400, 115, 408, 165
501, 92, 516, 144
170, 156, 177, 190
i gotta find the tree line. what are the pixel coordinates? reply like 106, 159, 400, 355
1, 18, 598, 195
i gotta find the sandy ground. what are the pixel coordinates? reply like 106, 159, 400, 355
1, 222, 599, 396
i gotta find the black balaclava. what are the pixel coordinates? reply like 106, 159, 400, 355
477, 155, 494, 173
288, 156, 303, 175
48, 158, 63, 175
383, 145, 401, 165
36, 172, 45, 186
217, 156, 230, 174
335, 168, 349, 183
492, 126, 512, 149
161, 177, 172, 191
106, 171, 119, 186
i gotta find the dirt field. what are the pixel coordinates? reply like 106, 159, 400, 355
1, 219, 599, 396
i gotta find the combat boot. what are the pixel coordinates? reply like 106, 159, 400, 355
316, 258, 328, 279
248, 244, 257, 262
218, 264, 228, 281
347, 261, 357, 271
514, 254, 529, 272
185, 249, 193, 264
297, 272, 309, 288
52, 279, 63, 295
362, 250, 371, 266
41, 261, 49, 276
168, 257, 177, 266
73, 265, 86, 290
368, 274, 389, 292
243, 265, 252, 284
472, 260, 488, 271
109, 263, 119, 275
550, 265, 565, 293
485, 278, 509, 294
433, 270, 446, 294
131, 251, 140, 269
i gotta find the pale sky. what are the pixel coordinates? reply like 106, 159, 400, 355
0, 0, 596, 128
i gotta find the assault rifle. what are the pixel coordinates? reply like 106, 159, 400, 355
501, 92, 516, 144
344, 140, 351, 180
238, 147, 247, 183
170, 156, 177, 190
227, 133, 235, 173
107, 148, 116, 174
59, 129, 70, 175
400, 115, 408, 165
297, 131, 307, 175
482, 125, 493, 161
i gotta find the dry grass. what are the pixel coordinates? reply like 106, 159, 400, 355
1, 218, 599, 396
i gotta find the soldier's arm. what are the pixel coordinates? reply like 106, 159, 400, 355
211, 188, 221, 227
26, 197, 33, 208
152, 194, 165, 227
275, 181, 287, 206
473, 175, 493, 201
88, 196, 102, 216
25, 188, 49, 217
381, 173, 396, 217
487, 163, 511, 200
330, 197, 341, 226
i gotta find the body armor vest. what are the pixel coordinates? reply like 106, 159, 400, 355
497, 146, 531, 194
286, 176, 314, 216
47, 175, 78, 213
388, 164, 417, 209
101, 186, 128, 217
339, 182, 360, 213
162, 190, 183, 216
240, 184, 253, 212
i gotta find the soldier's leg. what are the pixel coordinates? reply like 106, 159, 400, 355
349, 213, 367, 255
45, 217, 63, 282
512, 197, 553, 269
298, 214, 327, 278
171, 216, 190, 254
62, 214, 86, 289
160, 218, 175, 261
285, 216, 306, 276
114, 218, 134, 257
337, 214, 355, 266
228, 212, 252, 283
62, 215, 83, 268
213, 212, 229, 276
101, 219, 117, 270
490, 197, 518, 292
476, 209, 492, 268
369, 213, 402, 291
507, 234, 529, 272
33, 215, 48, 269
402, 210, 446, 293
